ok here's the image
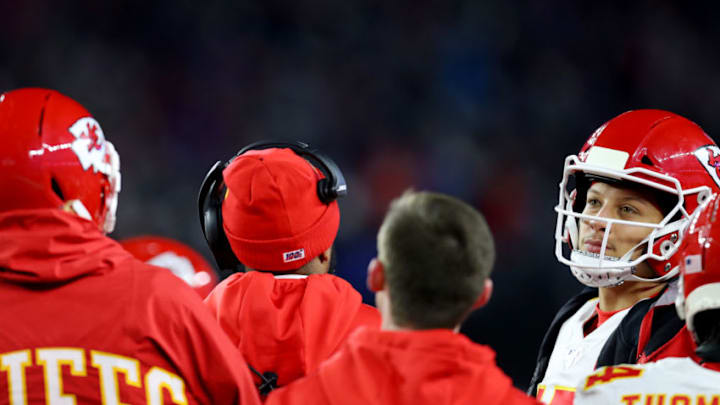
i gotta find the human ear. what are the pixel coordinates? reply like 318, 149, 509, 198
366, 258, 386, 292
472, 279, 493, 309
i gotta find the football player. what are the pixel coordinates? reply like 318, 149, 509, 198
120, 235, 219, 298
0, 88, 260, 404
530, 110, 720, 404
573, 193, 720, 404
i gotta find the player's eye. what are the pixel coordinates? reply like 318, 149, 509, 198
620, 205, 639, 215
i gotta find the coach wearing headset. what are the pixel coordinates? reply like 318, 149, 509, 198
198, 141, 381, 396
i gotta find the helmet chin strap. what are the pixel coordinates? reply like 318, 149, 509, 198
569, 251, 634, 287
62, 199, 117, 234
69, 200, 92, 221
619, 218, 685, 283
569, 251, 678, 287
626, 267, 680, 283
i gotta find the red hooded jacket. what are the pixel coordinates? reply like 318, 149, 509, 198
266, 328, 541, 405
204, 272, 381, 388
0, 209, 261, 405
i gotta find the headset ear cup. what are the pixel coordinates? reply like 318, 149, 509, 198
308, 149, 347, 202
317, 178, 334, 204
198, 161, 223, 240
198, 161, 243, 276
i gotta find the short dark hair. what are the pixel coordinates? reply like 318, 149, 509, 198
378, 190, 495, 329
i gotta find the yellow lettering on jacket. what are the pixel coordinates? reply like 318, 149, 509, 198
0, 348, 187, 404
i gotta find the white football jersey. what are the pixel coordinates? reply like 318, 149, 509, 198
537, 281, 680, 405
537, 298, 631, 405
574, 357, 720, 405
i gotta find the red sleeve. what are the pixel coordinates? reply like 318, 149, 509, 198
139, 268, 261, 405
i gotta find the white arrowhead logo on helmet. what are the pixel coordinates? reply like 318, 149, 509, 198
694, 145, 720, 190
69, 117, 113, 175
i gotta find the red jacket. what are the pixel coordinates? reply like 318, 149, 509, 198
0, 209, 261, 405
266, 328, 541, 405
204, 272, 381, 388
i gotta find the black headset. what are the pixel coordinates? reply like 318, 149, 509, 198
197, 141, 347, 276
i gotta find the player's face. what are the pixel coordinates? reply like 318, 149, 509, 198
578, 182, 664, 261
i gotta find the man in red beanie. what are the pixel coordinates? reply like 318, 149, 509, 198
199, 142, 380, 395
265, 190, 540, 405
0, 88, 260, 404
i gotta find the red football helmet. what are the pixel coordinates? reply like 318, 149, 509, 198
0, 88, 121, 233
555, 110, 720, 287
675, 193, 720, 344
120, 236, 219, 298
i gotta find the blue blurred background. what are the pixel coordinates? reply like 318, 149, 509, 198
4, 0, 720, 390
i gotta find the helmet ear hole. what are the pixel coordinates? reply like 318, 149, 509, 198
698, 189, 711, 205
660, 240, 675, 255
51, 178, 65, 201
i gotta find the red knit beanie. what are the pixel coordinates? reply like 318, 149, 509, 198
221, 148, 340, 271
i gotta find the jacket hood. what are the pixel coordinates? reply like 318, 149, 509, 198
317, 328, 516, 405
205, 271, 380, 386
0, 209, 131, 283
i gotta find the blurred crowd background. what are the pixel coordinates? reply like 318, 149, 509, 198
3, 0, 720, 390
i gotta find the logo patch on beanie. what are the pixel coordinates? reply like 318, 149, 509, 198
283, 248, 306, 263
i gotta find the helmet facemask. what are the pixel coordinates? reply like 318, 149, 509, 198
555, 154, 712, 288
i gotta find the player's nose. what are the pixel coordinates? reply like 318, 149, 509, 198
585, 206, 612, 233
